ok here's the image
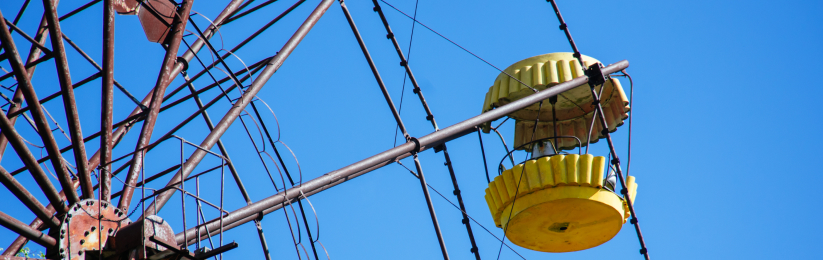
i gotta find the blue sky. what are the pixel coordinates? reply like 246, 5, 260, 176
0, 0, 821, 259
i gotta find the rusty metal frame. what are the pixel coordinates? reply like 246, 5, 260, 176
42, 0, 88, 204
0, 11, 68, 214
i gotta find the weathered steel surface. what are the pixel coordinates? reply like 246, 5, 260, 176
0, 12, 68, 214
0, 211, 56, 247
115, 215, 176, 259
0, 166, 60, 228
101, 0, 116, 202
42, 0, 87, 205
136, 0, 175, 43
58, 199, 131, 260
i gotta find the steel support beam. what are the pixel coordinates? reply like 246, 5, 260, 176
42, 0, 89, 204
100, 0, 115, 201
0, 11, 68, 214
176, 59, 630, 244
339, 2, 448, 259
0, 211, 56, 248
144, 0, 335, 217
0, 0, 59, 164
0, 166, 60, 228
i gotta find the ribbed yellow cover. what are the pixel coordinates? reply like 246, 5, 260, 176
484, 154, 637, 227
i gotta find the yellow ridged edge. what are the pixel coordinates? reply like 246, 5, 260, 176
484, 154, 638, 228
479, 53, 631, 144
510, 78, 629, 151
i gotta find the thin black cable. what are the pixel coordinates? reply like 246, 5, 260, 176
496, 101, 543, 260
392, 0, 419, 147
477, 127, 491, 183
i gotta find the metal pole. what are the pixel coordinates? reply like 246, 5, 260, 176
116, 0, 193, 204
144, 0, 335, 216
370, 2, 481, 257
0, 211, 56, 247
42, 0, 91, 203
0, 0, 59, 163
100, 0, 115, 202
175, 59, 629, 244
0, 166, 60, 228
0, 11, 68, 214
338, 2, 449, 259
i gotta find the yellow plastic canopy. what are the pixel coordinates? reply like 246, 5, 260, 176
480, 53, 630, 150
484, 154, 637, 252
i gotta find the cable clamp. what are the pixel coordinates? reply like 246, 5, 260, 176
639, 248, 647, 254
611, 158, 620, 165
425, 114, 433, 121
630, 218, 638, 224
386, 33, 393, 39
559, 23, 567, 30
400, 60, 407, 66
461, 218, 469, 224
413, 87, 420, 94
409, 137, 421, 154
373, 6, 380, 12
585, 62, 607, 86
453, 189, 460, 195
176, 57, 189, 71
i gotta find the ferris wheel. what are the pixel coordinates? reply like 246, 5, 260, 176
0, 0, 649, 259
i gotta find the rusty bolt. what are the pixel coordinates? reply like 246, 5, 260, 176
109, 228, 114, 234
84, 231, 89, 236
80, 239, 85, 245
91, 226, 96, 232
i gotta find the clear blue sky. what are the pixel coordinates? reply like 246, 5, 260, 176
0, 0, 821, 259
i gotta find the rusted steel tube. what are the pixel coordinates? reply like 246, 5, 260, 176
42, 0, 89, 204
0, 211, 56, 247
2, 180, 78, 255
0, 166, 60, 228
145, 0, 335, 217
114, 0, 194, 204
175, 59, 630, 243
117, 0, 247, 210
0, 0, 58, 163
1, 217, 44, 256
100, 0, 115, 201
0, 12, 68, 214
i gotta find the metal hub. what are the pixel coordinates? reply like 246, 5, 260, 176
57, 199, 131, 260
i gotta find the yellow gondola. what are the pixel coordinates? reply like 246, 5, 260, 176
480, 52, 630, 150
480, 53, 638, 252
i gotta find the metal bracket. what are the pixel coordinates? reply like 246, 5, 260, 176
585, 63, 607, 87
